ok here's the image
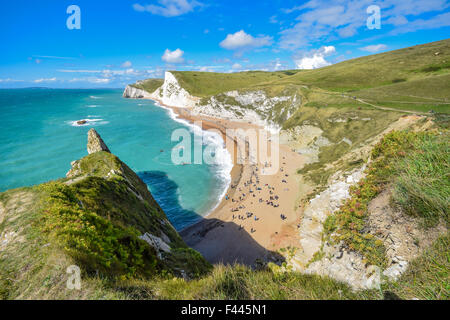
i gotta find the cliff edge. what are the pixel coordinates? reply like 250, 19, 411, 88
0, 129, 210, 299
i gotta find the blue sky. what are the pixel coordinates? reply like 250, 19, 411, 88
1, 0, 449, 88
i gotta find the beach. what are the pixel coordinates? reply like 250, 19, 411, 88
151, 98, 311, 266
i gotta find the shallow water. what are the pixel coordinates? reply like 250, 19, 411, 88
0, 88, 231, 230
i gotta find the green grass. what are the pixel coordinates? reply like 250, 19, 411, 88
292, 106, 402, 186
1, 128, 448, 299
278, 39, 450, 92
391, 132, 449, 227
382, 233, 449, 300
112, 264, 377, 300
352, 74, 450, 113
171, 70, 302, 97
323, 129, 449, 267
131, 79, 164, 94
154, 39, 450, 116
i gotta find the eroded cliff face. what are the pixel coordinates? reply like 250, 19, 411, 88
124, 72, 301, 133
123, 85, 154, 99
152, 72, 200, 108
282, 115, 442, 290
64, 129, 210, 278
192, 90, 301, 133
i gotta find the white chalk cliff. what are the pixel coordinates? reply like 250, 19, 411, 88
151, 72, 200, 108
122, 85, 154, 99
123, 72, 300, 133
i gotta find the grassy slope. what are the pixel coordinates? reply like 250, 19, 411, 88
164, 39, 450, 114
323, 128, 449, 268
2, 40, 449, 300
280, 39, 450, 91
0, 151, 210, 299
1, 128, 447, 300
131, 79, 164, 93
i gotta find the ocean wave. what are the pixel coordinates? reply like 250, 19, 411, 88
152, 100, 233, 216
89, 95, 101, 99
67, 118, 109, 127
86, 104, 100, 108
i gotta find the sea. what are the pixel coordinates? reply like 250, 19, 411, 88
0, 88, 232, 230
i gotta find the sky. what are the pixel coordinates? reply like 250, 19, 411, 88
1, 0, 449, 88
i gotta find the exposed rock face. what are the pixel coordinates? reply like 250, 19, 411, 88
151, 71, 200, 108
192, 90, 301, 133
87, 128, 111, 154
140, 232, 171, 258
123, 72, 299, 133
122, 85, 153, 99
280, 125, 331, 164
63, 129, 210, 278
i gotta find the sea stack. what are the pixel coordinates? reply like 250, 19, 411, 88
87, 128, 111, 154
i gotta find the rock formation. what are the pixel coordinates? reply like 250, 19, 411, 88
87, 128, 111, 154
122, 85, 153, 99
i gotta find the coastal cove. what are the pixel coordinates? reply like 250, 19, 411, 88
125, 82, 311, 265
0, 88, 232, 230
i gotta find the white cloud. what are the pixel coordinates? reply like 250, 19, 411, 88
162, 48, 185, 63
132, 0, 202, 17
386, 15, 409, 26
360, 44, 388, 53
279, 0, 450, 50
294, 46, 336, 70
0, 78, 24, 83
34, 77, 57, 83
199, 66, 213, 72
269, 15, 278, 24
90, 78, 111, 84
390, 12, 450, 35
69, 77, 111, 84
121, 61, 132, 68
32, 55, 75, 60
220, 30, 273, 50
57, 69, 101, 73
231, 63, 242, 70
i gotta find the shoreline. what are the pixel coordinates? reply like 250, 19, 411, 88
149, 98, 244, 226
146, 96, 310, 266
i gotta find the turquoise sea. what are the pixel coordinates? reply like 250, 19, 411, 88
0, 88, 231, 230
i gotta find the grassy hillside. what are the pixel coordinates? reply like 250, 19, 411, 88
165, 39, 450, 114
280, 39, 450, 92
0, 135, 210, 299
131, 79, 164, 94
171, 70, 302, 97
1, 125, 448, 300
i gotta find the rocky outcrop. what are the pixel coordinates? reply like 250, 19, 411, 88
123, 85, 154, 99
64, 129, 210, 278
151, 72, 200, 108
192, 90, 301, 133
123, 72, 300, 133
280, 125, 331, 164
87, 128, 111, 154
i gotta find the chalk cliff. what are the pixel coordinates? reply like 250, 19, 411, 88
124, 72, 300, 133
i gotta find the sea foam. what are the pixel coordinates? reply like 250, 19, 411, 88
67, 118, 109, 127
152, 100, 233, 216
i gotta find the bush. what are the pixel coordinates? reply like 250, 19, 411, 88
37, 182, 159, 279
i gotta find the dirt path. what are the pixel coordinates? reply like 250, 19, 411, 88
309, 88, 432, 115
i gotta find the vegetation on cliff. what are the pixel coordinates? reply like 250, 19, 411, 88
322, 126, 448, 268
0, 131, 210, 299
1, 40, 449, 300
130, 79, 164, 94
164, 39, 450, 115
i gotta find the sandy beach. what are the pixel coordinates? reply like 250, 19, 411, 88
151, 98, 311, 266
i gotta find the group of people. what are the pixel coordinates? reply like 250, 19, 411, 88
225, 160, 292, 235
